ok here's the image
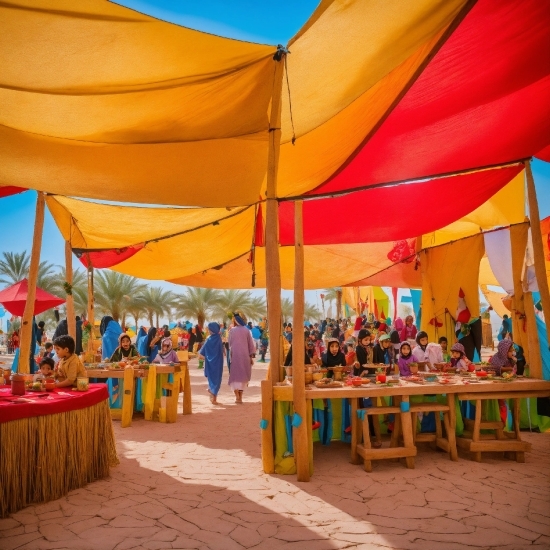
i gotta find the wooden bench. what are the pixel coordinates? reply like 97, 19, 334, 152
351, 395, 416, 472
456, 391, 548, 462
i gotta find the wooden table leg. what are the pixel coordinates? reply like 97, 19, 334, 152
144, 367, 157, 421
307, 399, 314, 474
399, 396, 415, 469
121, 368, 135, 428
446, 393, 458, 461
391, 396, 401, 448
351, 398, 361, 465
166, 372, 182, 423
472, 399, 482, 462
182, 364, 192, 415
361, 411, 373, 472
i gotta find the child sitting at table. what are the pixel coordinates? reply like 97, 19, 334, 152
53, 335, 87, 388
152, 337, 180, 364
438, 336, 450, 362
449, 342, 471, 372
353, 329, 373, 376
345, 343, 356, 367
372, 333, 394, 365
109, 333, 140, 362
489, 339, 517, 376
397, 342, 415, 376
322, 338, 346, 378
42, 342, 54, 359
34, 357, 55, 382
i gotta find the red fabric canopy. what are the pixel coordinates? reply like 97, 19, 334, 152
75, 245, 144, 269
0, 186, 26, 199
311, 0, 550, 196
279, 165, 522, 245
0, 278, 65, 316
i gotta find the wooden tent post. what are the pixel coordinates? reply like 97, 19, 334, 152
19, 192, 45, 374
65, 241, 76, 339
265, 54, 285, 383
509, 224, 530, 362
86, 264, 95, 354
525, 160, 550, 350
293, 200, 310, 481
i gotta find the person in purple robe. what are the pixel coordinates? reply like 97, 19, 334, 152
228, 312, 255, 404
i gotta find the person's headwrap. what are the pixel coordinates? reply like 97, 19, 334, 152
415, 331, 428, 350
450, 342, 465, 356
233, 313, 247, 327
100, 315, 114, 336
118, 333, 131, 345
490, 339, 514, 370
159, 337, 173, 358
208, 322, 220, 334
146, 327, 157, 349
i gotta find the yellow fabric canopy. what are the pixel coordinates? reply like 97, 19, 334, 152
422, 171, 526, 248
480, 285, 510, 318
0, 0, 468, 206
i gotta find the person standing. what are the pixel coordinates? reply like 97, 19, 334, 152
199, 322, 224, 405
228, 312, 255, 404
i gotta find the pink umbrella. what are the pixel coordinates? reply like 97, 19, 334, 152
0, 278, 65, 316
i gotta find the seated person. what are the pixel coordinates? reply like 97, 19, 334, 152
353, 329, 374, 376
42, 342, 54, 358
284, 339, 313, 366
449, 342, 471, 372
322, 338, 346, 377
438, 336, 450, 362
109, 333, 139, 362
397, 342, 415, 377
152, 337, 180, 364
34, 357, 55, 382
372, 334, 394, 366
489, 339, 517, 376
53, 335, 87, 388
345, 343, 356, 367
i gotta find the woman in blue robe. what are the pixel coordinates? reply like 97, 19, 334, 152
136, 326, 148, 356
200, 322, 224, 405
101, 316, 123, 360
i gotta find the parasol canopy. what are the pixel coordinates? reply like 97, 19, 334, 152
0, 278, 65, 316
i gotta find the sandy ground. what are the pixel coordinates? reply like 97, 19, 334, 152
1, 356, 549, 550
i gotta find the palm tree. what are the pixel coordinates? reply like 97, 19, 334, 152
211, 289, 266, 322
281, 297, 293, 323
51, 268, 89, 316
304, 302, 321, 323
0, 251, 58, 292
324, 287, 342, 319
94, 270, 147, 323
134, 286, 176, 327
175, 287, 222, 327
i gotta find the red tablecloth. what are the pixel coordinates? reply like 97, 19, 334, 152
0, 383, 109, 423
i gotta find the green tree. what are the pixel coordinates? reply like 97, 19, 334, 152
175, 287, 222, 327
281, 297, 294, 323
134, 286, 176, 327
323, 287, 342, 319
304, 302, 321, 323
94, 271, 147, 323
211, 289, 266, 322
0, 251, 58, 293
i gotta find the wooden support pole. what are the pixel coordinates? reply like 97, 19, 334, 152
86, 264, 95, 353
524, 292, 542, 379
65, 241, 76, 340
265, 54, 285, 383
19, 192, 45, 374
510, 224, 530, 360
525, 160, 550, 350
261, 379, 275, 474
293, 200, 310, 481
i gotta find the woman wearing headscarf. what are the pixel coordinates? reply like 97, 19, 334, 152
146, 327, 161, 362
489, 339, 517, 376
101, 316, 123, 360
109, 333, 139, 362
228, 312, 255, 404
194, 324, 204, 351
152, 337, 179, 364
136, 326, 148, 356
199, 322, 224, 404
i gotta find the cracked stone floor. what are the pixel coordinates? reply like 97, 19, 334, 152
1, 358, 549, 550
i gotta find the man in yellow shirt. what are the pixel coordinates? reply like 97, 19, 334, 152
53, 335, 87, 388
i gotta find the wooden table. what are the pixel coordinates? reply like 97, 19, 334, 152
86, 361, 192, 427
271, 377, 550, 476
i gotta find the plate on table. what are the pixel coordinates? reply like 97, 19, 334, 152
314, 380, 343, 388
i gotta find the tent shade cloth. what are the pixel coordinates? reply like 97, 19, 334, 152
7, 0, 549, 207
0, 278, 65, 316
0, 186, 26, 199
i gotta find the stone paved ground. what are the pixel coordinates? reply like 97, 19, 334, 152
1, 358, 549, 550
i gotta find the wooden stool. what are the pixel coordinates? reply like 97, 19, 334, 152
351, 396, 416, 472
457, 393, 531, 462
409, 394, 458, 461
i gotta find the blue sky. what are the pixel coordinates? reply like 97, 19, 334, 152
1, 1, 549, 318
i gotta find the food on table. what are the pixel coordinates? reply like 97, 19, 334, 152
476, 370, 488, 377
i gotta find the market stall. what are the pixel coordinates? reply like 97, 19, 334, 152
0, 383, 118, 518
